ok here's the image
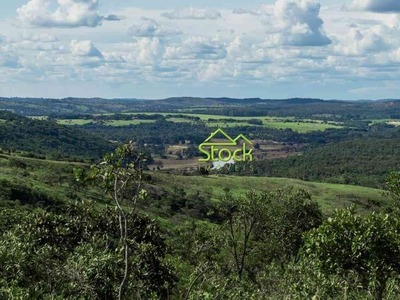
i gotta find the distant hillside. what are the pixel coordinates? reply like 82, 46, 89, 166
250, 137, 400, 188
0, 111, 114, 161
204, 98, 327, 105
2, 96, 400, 120
152, 173, 385, 214
0, 152, 386, 215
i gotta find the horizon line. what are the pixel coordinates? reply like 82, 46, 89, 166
1, 96, 399, 102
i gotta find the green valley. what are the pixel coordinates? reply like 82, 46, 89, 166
2, 97, 400, 300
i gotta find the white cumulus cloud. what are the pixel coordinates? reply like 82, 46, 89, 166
136, 37, 163, 66
70, 40, 102, 56
20, 32, 58, 42
5, 0, 400, 97
17, 0, 121, 28
161, 7, 222, 20
164, 36, 227, 60
335, 27, 391, 56
264, 0, 332, 47
15, 41, 63, 51
232, 5, 272, 16
128, 19, 182, 37
120, 38, 164, 67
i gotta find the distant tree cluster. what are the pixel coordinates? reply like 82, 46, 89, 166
0, 111, 114, 161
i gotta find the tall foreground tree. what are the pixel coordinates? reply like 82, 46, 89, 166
75, 141, 150, 299
215, 189, 322, 281
217, 190, 268, 280
383, 171, 400, 215
304, 208, 400, 300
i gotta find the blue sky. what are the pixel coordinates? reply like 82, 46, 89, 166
0, 0, 400, 99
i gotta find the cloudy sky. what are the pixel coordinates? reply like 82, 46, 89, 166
0, 0, 400, 99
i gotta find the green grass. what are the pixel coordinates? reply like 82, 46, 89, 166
0, 153, 387, 216
208, 120, 341, 132
262, 121, 341, 132
0, 155, 103, 207
56, 119, 156, 126
369, 119, 393, 123
104, 120, 155, 126
153, 173, 386, 214
369, 119, 400, 124
57, 119, 94, 125
167, 118, 193, 123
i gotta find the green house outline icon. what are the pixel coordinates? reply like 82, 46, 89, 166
200, 129, 253, 146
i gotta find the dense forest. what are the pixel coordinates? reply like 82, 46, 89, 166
243, 137, 400, 188
0, 111, 114, 161
73, 118, 372, 145
78, 120, 310, 145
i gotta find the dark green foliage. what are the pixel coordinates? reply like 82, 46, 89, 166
78, 120, 314, 145
165, 189, 323, 299
303, 208, 400, 300
216, 190, 322, 274
144, 186, 215, 220
0, 208, 28, 232
0, 179, 64, 209
79, 120, 214, 145
383, 172, 400, 215
253, 189, 323, 261
0, 111, 114, 161
183, 145, 200, 159
0, 202, 175, 299
247, 119, 263, 125
250, 137, 400, 188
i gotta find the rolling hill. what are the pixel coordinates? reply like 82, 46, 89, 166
151, 173, 386, 215
0, 111, 114, 161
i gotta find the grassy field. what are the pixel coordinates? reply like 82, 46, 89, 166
110, 112, 341, 124
53, 112, 344, 132
153, 173, 386, 214
166, 117, 193, 123
57, 119, 94, 125
0, 153, 387, 215
102, 120, 155, 126
57, 119, 155, 126
0, 155, 103, 207
369, 119, 400, 125
208, 120, 340, 132
388, 121, 400, 126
